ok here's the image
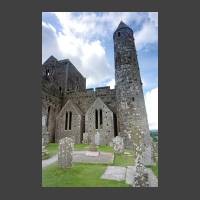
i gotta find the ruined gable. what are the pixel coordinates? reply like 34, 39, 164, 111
56, 100, 83, 144
85, 97, 114, 145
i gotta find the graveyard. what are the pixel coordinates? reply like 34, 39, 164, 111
41, 19, 158, 187
42, 142, 158, 187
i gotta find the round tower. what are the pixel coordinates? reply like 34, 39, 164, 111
113, 21, 153, 165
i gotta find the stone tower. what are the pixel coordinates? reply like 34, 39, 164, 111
113, 21, 153, 165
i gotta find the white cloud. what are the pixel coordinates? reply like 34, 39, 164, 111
42, 21, 65, 62
42, 12, 158, 88
106, 78, 115, 89
145, 88, 158, 130
135, 14, 158, 51
148, 12, 158, 27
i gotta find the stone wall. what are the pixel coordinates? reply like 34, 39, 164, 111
42, 90, 61, 143
85, 98, 114, 145
63, 86, 116, 114
67, 61, 86, 91
55, 100, 83, 144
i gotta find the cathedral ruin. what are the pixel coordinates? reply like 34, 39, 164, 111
42, 21, 153, 165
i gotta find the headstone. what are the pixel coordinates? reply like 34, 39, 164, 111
82, 132, 89, 144
42, 138, 49, 160
95, 131, 100, 146
58, 137, 74, 168
112, 136, 124, 154
42, 115, 46, 127
109, 141, 113, 147
133, 129, 149, 187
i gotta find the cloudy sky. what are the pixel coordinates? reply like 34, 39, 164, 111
42, 12, 158, 130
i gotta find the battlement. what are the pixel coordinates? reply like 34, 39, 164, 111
64, 86, 115, 97
95, 86, 111, 93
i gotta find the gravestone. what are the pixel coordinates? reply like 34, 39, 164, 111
95, 131, 100, 146
112, 136, 124, 154
42, 138, 49, 160
133, 129, 149, 187
58, 137, 74, 168
109, 141, 113, 147
82, 132, 89, 144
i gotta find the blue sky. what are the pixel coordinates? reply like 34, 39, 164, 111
42, 12, 158, 130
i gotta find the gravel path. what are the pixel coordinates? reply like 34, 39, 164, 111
42, 154, 58, 168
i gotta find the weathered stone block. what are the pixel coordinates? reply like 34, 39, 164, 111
42, 138, 49, 160
82, 132, 89, 144
112, 136, 124, 154
58, 137, 74, 168
95, 132, 100, 146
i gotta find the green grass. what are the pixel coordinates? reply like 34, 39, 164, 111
146, 161, 158, 177
46, 143, 114, 157
113, 150, 134, 166
150, 161, 158, 177
42, 163, 130, 187
46, 143, 58, 158
42, 143, 159, 187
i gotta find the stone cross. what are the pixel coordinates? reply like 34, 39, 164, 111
58, 137, 74, 168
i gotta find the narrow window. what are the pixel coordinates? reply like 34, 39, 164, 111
100, 109, 103, 126
46, 69, 50, 76
95, 109, 98, 129
132, 97, 135, 101
46, 106, 50, 130
118, 32, 120, 37
69, 111, 72, 130
65, 112, 68, 130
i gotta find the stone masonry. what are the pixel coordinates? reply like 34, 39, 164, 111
113, 21, 153, 165
42, 21, 153, 165
112, 136, 124, 154
58, 137, 74, 168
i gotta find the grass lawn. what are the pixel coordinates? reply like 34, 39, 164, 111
149, 161, 158, 177
42, 163, 130, 187
43, 143, 157, 186
113, 150, 134, 166
46, 143, 59, 158
46, 143, 114, 159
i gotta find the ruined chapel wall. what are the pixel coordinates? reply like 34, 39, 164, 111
85, 98, 114, 145
42, 90, 61, 143
55, 101, 82, 144
62, 87, 116, 114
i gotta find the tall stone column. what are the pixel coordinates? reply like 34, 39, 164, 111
133, 127, 149, 187
58, 137, 74, 168
113, 21, 153, 165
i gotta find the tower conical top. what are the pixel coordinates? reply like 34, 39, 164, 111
116, 21, 132, 30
